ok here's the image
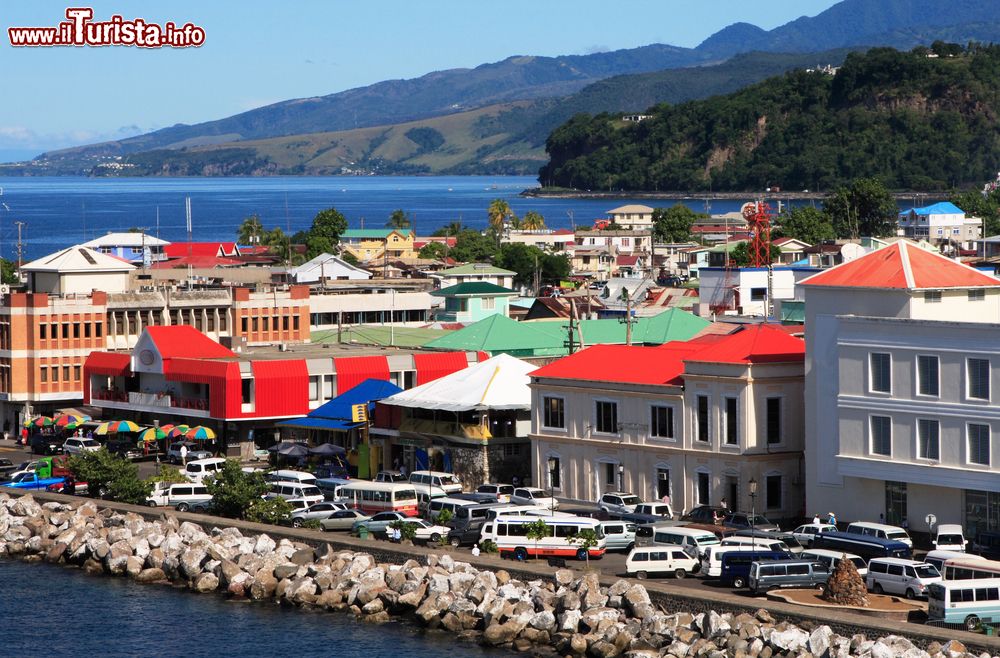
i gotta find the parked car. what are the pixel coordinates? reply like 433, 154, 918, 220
290, 501, 348, 528
181, 457, 227, 484
0, 459, 16, 478
598, 492, 642, 515
46, 479, 88, 495
166, 441, 211, 464
30, 434, 63, 455
563, 507, 612, 521
932, 524, 968, 552
720, 551, 794, 589
749, 559, 831, 595
510, 487, 559, 510
1, 471, 65, 490
680, 505, 727, 524
409, 470, 462, 495
791, 522, 838, 547
451, 491, 498, 504
633, 502, 673, 519
399, 518, 450, 543
146, 482, 212, 511
626, 546, 699, 579
845, 521, 913, 549
63, 437, 101, 455
723, 512, 780, 532
353, 511, 408, 537
600, 521, 637, 552
800, 548, 869, 578
865, 558, 941, 599
447, 519, 486, 547
476, 483, 514, 504
374, 471, 407, 483
319, 509, 370, 532
106, 437, 141, 459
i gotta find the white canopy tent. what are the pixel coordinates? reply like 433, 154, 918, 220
381, 353, 536, 412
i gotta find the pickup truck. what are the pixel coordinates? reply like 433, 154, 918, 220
1, 471, 67, 490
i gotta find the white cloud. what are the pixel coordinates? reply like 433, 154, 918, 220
0, 124, 146, 150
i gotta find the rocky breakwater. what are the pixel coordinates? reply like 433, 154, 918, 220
0, 493, 995, 658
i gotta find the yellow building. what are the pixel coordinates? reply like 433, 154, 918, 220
340, 229, 415, 263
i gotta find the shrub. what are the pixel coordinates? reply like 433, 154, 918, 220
68, 449, 152, 505
246, 497, 293, 525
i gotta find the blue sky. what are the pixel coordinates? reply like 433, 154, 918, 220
0, 0, 840, 159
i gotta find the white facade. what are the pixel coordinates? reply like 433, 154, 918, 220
607, 205, 654, 230
898, 203, 981, 249
697, 267, 808, 317
576, 230, 651, 255
289, 253, 372, 283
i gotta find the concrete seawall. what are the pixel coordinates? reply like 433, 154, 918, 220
10, 489, 1000, 657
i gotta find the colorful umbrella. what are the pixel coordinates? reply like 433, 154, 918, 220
158, 424, 177, 435
166, 424, 190, 438
55, 413, 90, 429
25, 416, 54, 428
138, 427, 169, 443
95, 419, 141, 435
184, 426, 216, 440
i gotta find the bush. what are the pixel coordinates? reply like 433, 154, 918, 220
68, 449, 152, 505
479, 539, 499, 554
434, 508, 454, 526
246, 497, 293, 525
203, 460, 270, 519
148, 464, 188, 485
389, 519, 417, 542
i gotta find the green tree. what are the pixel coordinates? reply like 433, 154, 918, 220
386, 209, 411, 230
264, 227, 294, 264
432, 221, 464, 237
389, 519, 417, 542
523, 518, 551, 560
148, 463, 188, 485
730, 241, 781, 267
569, 528, 599, 566
203, 459, 270, 519
773, 206, 836, 245
950, 188, 1000, 237
496, 243, 570, 290
450, 230, 499, 263
246, 497, 293, 525
341, 251, 361, 266
419, 242, 448, 260
651, 205, 701, 243
521, 211, 546, 230
237, 214, 266, 245
0, 259, 17, 285
824, 178, 898, 239
305, 207, 349, 259
434, 508, 454, 527
68, 449, 152, 505
487, 199, 515, 234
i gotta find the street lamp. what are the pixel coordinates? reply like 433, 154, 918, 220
749, 477, 758, 540
547, 457, 557, 516
617, 464, 625, 492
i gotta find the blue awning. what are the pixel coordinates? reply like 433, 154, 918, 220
275, 417, 359, 431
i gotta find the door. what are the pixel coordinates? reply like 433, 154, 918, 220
885, 481, 907, 526
726, 476, 738, 511
656, 468, 671, 499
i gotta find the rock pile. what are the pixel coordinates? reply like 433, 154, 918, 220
0, 493, 993, 658
824, 555, 870, 608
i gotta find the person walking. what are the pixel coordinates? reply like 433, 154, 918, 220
179, 443, 188, 466
471, 543, 481, 557
812, 513, 821, 525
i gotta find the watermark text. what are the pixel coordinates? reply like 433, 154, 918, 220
8, 7, 205, 48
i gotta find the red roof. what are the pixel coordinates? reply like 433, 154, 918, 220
616, 255, 640, 266
683, 324, 804, 365
532, 344, 697, 386
145, 326, 235, 360
164, 242, 240, 258
151, 255, 242, 269
84, 352, 132, 376
802, 242, 1000, 290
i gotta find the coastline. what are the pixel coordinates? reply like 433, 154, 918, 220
520, 189, 940, 202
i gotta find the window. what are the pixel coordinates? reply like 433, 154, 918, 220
63, 366, 70, 381
52, 366, 59, 382
924, 290, 942, 303
766, 475, 782, 510
696, 395, 709, 442
548, 457, 561, 489
969, 423, 991, 466
308, 375, 320, 401
604, 462, 616, 488
970, 289, 986, 302
870, 415, 892, 456
750, 287, 767, 302
650, 405, 674, 439
39, 325, 47, 340
697, 472, 710, 506
766, 398, 781, 444
39, 367, 47, 383
73, 365, 81, 381
293, 316, 300, 331
73, 323, 80, 339
241, 379, 253, 405
62, 323, 69, 338
542, 397, 565, 429
917, 355, 939, 397
595, 400, 618, 434
870, 353, 891, 393
917, 419, 939, 460
725, 397, 738, 445
84, 323, 91, 338
95, 322, 102, 338
968, 358, 990, 401
481, 297, 496, 311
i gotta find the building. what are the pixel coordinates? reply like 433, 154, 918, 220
81, 232, 170, 264
339, 229, 415, 263
575, 229, 652, 256
504, 229, 575, 252
433, 263, 515, 289
898, 202, 981, 252
568, 244, 616, 281
803, 241, 1000, 536
372, 353, 535, 487
84, 326, 485, 460
772, 238, 812, 264
697, 266, 819, 317
606, 205, 654, 230
163, 242, 240, 259
288, 253, 372, 284
528, 325, 806, 520
432, 282, 517, 323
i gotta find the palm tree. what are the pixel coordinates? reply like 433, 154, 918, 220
237, 214, 265, 245
386, 209, 411, 230
487, 199, 514, 233
521, 211, 546, 230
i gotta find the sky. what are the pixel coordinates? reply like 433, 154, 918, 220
0, 0, 841, 160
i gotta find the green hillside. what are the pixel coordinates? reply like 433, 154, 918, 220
538, 45, 1000, 192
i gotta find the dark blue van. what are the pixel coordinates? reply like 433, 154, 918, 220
720, 550, 793, 589
811, 531, 911, 562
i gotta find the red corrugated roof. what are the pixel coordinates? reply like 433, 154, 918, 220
532, 344, 697, 386
684, 325, 804, 364
414, 352, 469, 385
151, 255, 242, 269
616, 255, 640, 266
145, 326, 235, 360
84, 352, 132, 376
334, 355, 390, 395
802, 242, 1000, 290
164, 242, 239, 258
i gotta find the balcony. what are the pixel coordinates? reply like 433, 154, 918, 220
129, 391, 172, 408
91, 388, 209, 417
400, 417, 492, 442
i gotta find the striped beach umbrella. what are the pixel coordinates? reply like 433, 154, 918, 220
25, 416, 54, 428
55, 413, 90, 428
184, 426, 216, 440
96, 420, 141, 435
166, 424, 191, 438
138, 427, 169, 443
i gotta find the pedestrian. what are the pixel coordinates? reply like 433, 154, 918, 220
512, 474, 520, 488
392, 526, 402, 543
902, 518, 909, 530
827, 511, 837, 527
399, 463, 407, 477
180, 443, 188, 466
812, 513, 820, 525
20, 427, 27, 445
879, 512, 884, 523
720, 497, 728, 510
471, 543, 481, 557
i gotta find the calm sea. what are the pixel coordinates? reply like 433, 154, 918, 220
0, 559, 509, 658
0, 176, 765, 260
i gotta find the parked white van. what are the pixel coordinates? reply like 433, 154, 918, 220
146, 482, 212, 511
427, 496, 477, 521
866, 558, 941, 599
267, 469, 317, 486
845, 521, 912, 549
267, 481, 324, 506
721, 536, 791, 553
409, 470, 462, 495
933, 524, 968, 552
181, 457, 226, 483
701, 545, 752, 578
924, 550, 984, 574
626, 546, 699, 579
800, 548, 869, 578
599, 521, 637, 552
651, 526, 721, 557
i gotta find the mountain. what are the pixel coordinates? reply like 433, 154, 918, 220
537, 46, 1000, 192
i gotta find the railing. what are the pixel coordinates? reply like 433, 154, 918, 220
172, 395, 209, 411
92, 389, 128, 403
400, 418, 491, 440
128, 391, 173, 408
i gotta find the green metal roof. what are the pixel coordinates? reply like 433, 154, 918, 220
341, 229, 410, 239
312, 325, 450, 348
437, 263, 515, 276
425, 308, 709, 356
432, 282, 518, 297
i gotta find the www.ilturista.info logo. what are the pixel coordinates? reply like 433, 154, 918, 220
8, 7, 205, 48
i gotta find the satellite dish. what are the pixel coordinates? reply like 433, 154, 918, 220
840, 243, 865, 262
741, 202, 758, 220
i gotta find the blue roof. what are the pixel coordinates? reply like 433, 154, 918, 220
906, 202, 965, 216
308, 378, 403, 420
275, 417, 359, 431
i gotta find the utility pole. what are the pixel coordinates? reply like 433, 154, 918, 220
533, 254, 540, 296
622, 288, 635, 346
14, 221, 25, 271
566, 295, 577, 355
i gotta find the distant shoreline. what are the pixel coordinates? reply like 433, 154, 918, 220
520, 188, 940, 202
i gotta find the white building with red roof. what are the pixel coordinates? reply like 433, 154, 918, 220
802, 241, 1000, 536
529, 324, 806, 519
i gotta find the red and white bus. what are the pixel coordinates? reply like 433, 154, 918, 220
339, 481, 419, 517
480, 514, 607, 561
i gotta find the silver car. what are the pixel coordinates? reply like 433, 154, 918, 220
598, 492, 641, 516
320, 509, 370, 531
290, 501, 348, 528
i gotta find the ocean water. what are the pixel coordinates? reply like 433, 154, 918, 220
0, 176, 763, 260
0, 559, 509, 658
